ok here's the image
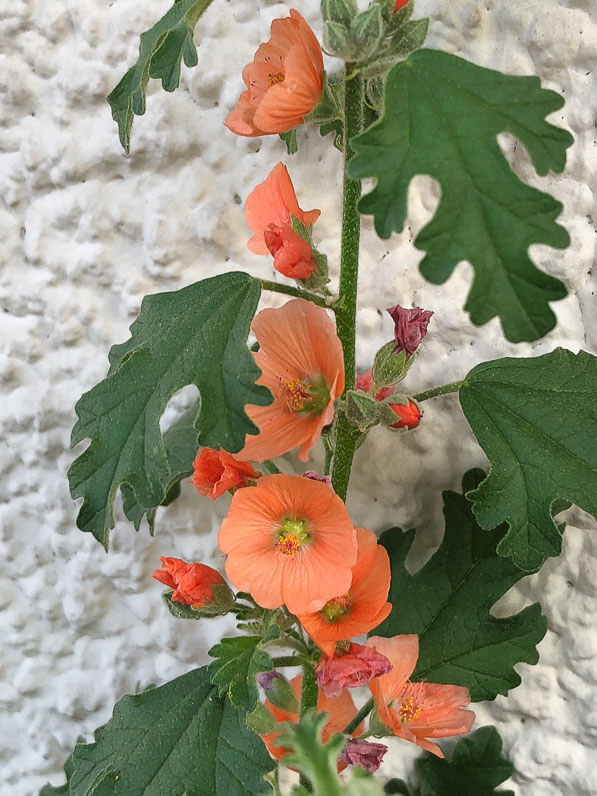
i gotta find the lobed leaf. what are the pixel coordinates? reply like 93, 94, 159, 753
68, 273, 271, 547
349, 49, 573, 342
460, 348, 597, 570
373, 470, 547, 700
107, 0, 214, 153
43, 667, 274, 795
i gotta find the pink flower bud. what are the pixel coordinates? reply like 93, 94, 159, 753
315, 642, 392, 698
341, 738, 388, 773
387, 304, 433, 359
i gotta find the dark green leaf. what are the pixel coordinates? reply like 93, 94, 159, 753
107, 0, 213, 153
49, 667, 273, 795
209, 622, 281, 711
460, 348, 597, 570
384, 780, 412, 795
68, 273, 271, 547
373, 470, 547, 700
320, 118, 344, 151
279, 128, 298, 155
349, 49, 573, 342
120, 401, 200, 532
417, 726, 514, 795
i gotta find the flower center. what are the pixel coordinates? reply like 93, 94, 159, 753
277, 374, 330, 416
321, 593, 351, 622
267, 71, 285, 87
276, 517, 310, 556
398, 695, 422, 723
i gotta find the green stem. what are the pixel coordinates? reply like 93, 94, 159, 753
262, 459, 281, 474
271, 655, 305, 667
343, 697, 374, 735
413, 380, 466, 402
330, 65, 364, 501
299, 664, 318, 793
260, 279, 329, 308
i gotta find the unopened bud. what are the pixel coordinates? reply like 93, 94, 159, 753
153, 557, 235, 617
351, 5, 383, 60
371, 341, 413, 388
345, 389, 380, 431
257, 670, 299, 713
381, 396, 422, 430
246, 702, 277, 735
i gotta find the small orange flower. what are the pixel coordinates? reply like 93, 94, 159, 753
225, 10, 324, 137
389, 399, 422, 429
367, 635, 475, 757
297, 527, 392, 656
238, 298, 344, 462
152, 557, 228, 607
246, 163, 320, 279
260, 674, 363, 768
191, 448, 258, 499
218, 474, 356, 614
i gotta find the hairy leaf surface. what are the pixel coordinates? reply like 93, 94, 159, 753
107, 0, 213, 153
69, 273, 271, 546
373, 470, 547, 700
349, 49, 573, 342
460, 348, 597, 570
44, 667, 273, 795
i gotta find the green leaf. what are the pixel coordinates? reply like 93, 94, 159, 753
373, 470, 547, 700
279, 711, 347, 796
120, 400, 200, 532
209, 622, 281, 711
460, 348, 597, 570
107, 0, 214, 154
49, 667, 274, 795
68, 272, 271, 547
279, 128, 298, 155
417, 726, 514, 795
349, 49, 573, 342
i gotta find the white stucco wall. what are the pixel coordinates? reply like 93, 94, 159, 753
1, 0, 595, 793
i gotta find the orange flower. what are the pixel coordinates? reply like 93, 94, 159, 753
218, 473, 356, 614
238, 298, 344, 462
260, 674, 363, 768
191, 447, 258, 499
297, 527, 392, 656
389, 399, 422, 429
367, 635, 475, 757
152, 557, 230, 608
246, 163, 320, 279
225, 10, 324, 137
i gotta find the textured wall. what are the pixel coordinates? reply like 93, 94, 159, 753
1, 0, 596, 793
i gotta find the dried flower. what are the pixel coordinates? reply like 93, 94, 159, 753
246, 163, 320, 279
218, 474, 356, 614
387, 304, 433, 359
191, 448, 258, 499
225, 10, 324, 137
340, 738, 388, 773
152, 557, 230, 608
297, 527, 392, 656
389, 399, 422, 429
303, 470, 334, 491
315, 642, 392, 698
367, 635, 475, 757
238, 298, 344, 462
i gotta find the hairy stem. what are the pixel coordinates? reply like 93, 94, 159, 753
414, 380, 466, 402
271, 655, 305, 667
331, 65, 364, 501
343, 697, 374, 735
260, 279, 329, 308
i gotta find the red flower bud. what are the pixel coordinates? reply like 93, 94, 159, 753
191, 448, 258, 499
315, 642, 392, 698
389, 399, 422, 429
152, 557, 228, 608
394, 0, 410, 12
387, 303, 433, 359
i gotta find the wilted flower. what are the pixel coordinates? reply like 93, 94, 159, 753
389, 399, 422, 429
298, 527, 392, 656
191, 448, 258, 499
218, 474, 357, 614
303, 470, 334, 491
225, 9, 324, 137
152, 557, 231, 608
246, 163, 320, 279
315, 642, 392, 698
387, 304, 433, 358
340, 738, 388, 773
238, 298, 344, 462
367, 635, 475, 757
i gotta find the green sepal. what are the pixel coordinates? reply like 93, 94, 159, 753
245, 702, 277, 736
161, 582, 235, 619
321, 0, 358, 28
345, 390, 380, 431
351, 5, 383, 61
324, 20, 355, 59
372, 342, 413, 387
260, 671, 299, 714
279, 128, 298, 155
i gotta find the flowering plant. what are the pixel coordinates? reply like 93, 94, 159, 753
43, 1, 596, 794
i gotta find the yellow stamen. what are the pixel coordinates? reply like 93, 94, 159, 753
398, 695, 422, 723
267, 71, 285, 87
276, 517, 310, 556
278, 378, 311, 414
277, 532, 302, 556
321, 593, 351, 622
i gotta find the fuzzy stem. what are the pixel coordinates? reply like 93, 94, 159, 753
271, 655, 305, 667
260, 279, 329, 308
330, 65, 364, 501
413, 380, 466, 402
343, 697, 374, 735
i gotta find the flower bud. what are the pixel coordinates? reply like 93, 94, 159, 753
256, 670, 299, 714
153, 557, 235, 617
351, 5, 383, 60
387, 303, 433, 359
321, 0, 358, 29
371, 340, 414, 388
381, 397, 422, 430
315, 642, 392, 698
345, 389, 380, 431
191, 448, 258, 499
246, 702, 277, 735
